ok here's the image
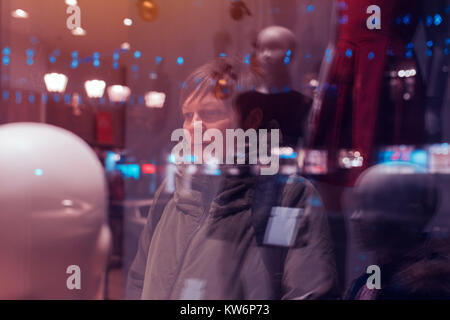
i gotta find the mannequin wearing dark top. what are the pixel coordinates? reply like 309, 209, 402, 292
252, 26, 312, 148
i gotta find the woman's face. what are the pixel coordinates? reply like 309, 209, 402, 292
182, 92, 238, 155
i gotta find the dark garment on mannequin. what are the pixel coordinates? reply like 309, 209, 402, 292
236, 90, 312, 148
309, 0, 425, 187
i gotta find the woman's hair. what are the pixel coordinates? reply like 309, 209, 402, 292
179, 57, 262, 109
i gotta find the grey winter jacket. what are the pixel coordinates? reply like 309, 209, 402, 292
126, 168, 338, 300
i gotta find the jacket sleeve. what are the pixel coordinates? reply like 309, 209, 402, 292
281, 178, 339, 300
125, 181, 170, 299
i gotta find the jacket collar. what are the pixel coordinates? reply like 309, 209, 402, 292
173, 165, 256, 219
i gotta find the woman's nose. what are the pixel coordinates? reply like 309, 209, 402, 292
186, 114, 206, 134
192, 113, 202, 124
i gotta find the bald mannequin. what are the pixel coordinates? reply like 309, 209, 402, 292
245, 26, 311, 148
351, 163, 437, 262
0, 123, 111, 299
255, 26, 296, 93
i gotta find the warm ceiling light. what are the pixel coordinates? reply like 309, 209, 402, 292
65, 0, 77, 5
85, 80, 106, 98
145, 91, 166, 108
120, 42, 131, 51
107, 85, 131, 103
44, 73, 68, 93
138, 0, 159, 22
123, 18, 133, 26
71, 27, 86, 36
12, 9, 29, 19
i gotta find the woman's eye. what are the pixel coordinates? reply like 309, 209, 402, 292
200, 110, 221, 120
183, 112, 193, 120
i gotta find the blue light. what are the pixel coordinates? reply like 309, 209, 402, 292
280, 151, 297, 159
426, 49, 433, 57
286, 49, 292, 57
132, 64, 139, 72
305, 53, 311, 59
54, 94, 60, 102
427, 40, 434, 47
113, 61, 119, 69
116, 164, 140, 180
71, 60, 78, 69
307, 4, 314, 12
2, 47, 10, 55
49, 56, 56, 63
15, 92, 22, 104
34, 169, 43, 176
30, 36, 39, 45
406, 42, 414, 49
42, 94, 48, 103
71, 51, 78, 59
434, 14, 442, 26
410, 150, 428, 167
104, 151, 118, 172
209, 169, 222, 176
284, 56, 290, 64
26, 49, 34, 57
244, 53, 250, 64
113, 52, 120, 60
2, 56, 10, 66
134, 50, 142, 59
168, 154, 176, 164
53, 49, 60, 56
308, 196, 322, 207
219, 52, 226, 57
138, 96, 144, 105
27, 58, 33, 65
345, 49, 352, 58
406, 50, 413, 58
28, 94, 35, 103
426, 16, 433, 26
270, 87, 279, 94
184, 155, 196, 163
93, 52, 100, 59
403, 14, 411, 25
93, 59, 100, 67
368, 52, 375, 60
156, 56, 163, 64
177, 57, 184, 65
100, 97, 105, 105
64, 94, 71, 104
2, 91, 9, 100
338, 15, 348, 24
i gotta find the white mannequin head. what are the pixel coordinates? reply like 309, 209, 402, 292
0, 123, 111, 299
